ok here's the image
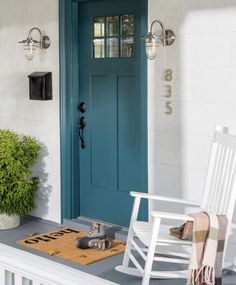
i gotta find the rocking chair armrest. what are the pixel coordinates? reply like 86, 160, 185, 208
130, 192, 200, 207
151, 211, 194, 222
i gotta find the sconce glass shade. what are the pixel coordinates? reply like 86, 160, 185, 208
23, 40, 36, 60
145, 34, 160, 60
19, 27, 50, 61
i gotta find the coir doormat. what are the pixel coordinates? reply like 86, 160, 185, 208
16, 228, 126, 265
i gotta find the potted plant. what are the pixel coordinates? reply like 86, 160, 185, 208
0, 129, 40, 230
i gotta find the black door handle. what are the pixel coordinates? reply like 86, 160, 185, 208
80, 116, 86, 128
77, 116, 86, 149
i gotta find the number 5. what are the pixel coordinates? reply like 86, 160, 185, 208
166, 101, 173, 115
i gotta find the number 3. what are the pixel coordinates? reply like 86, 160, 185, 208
165, 85, 172, 98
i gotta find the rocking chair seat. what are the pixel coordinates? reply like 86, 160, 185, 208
133, 221, 192, 247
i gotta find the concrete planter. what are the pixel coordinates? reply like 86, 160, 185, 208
0, 213, 20, 230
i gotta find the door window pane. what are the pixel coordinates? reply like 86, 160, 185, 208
107, 16, 119, 36
92, 14, 134, 59
93, 17, 105, 37
93, 38, 105, 58
121, 37, 134, 58
121, 15, 134, 36
106, 38, 119, 58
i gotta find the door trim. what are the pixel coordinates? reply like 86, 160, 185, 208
59, 0, 148, 222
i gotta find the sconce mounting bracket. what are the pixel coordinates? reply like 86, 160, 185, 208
164, 30, 176, 46
42, 35, 51, 49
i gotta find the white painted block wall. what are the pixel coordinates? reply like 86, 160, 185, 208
148, 0, 236, 265
0, 0, 60, 223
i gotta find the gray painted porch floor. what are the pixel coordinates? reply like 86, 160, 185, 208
0, 217, 235, 285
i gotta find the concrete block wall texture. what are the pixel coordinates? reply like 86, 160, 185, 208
148, 0, 236, 264
0, 0, 60, 223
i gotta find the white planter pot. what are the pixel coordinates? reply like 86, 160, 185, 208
0, 213, 20, 230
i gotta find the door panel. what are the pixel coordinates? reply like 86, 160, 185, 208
91, 76, 110, 189
78, 0, 147, 226
117, 76, 140, 192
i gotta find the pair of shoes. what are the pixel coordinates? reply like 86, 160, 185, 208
76, 237, 111, 251
87, 222, 106, 238
76, 222, 111, 251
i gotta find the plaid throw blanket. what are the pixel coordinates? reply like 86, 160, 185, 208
170, 212, 228, 285
215, 215, 228, 285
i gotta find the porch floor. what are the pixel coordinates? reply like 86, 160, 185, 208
0, 217, 235, 285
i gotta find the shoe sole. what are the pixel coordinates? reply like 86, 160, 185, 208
99, 239, 111, 251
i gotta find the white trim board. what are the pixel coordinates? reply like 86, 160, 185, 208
0, 243, 118, 285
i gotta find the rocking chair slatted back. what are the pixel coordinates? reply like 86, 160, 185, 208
201, 126, 236, 222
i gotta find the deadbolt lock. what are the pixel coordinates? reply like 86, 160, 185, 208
78, 102, 86, 113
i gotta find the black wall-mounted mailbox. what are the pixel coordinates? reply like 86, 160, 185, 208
28, 72, 52, 100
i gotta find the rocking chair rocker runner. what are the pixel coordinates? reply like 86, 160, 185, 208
116, 126, 236, 285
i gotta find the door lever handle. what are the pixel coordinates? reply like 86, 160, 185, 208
80, 116, 86, 128
77, 116, 86, 149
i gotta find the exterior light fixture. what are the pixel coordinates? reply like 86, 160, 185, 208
19, 27, 51, 60
143, 20, 176, 60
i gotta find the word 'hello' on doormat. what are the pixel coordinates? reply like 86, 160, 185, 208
16, 228, 126, 265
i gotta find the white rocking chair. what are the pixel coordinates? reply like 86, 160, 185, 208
116, 126, 236, 285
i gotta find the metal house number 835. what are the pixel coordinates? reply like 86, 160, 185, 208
165, 69, 173, 115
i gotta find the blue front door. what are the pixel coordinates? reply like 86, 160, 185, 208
78, 0, 147, 226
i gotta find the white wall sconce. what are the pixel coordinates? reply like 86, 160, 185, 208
19, 27, 51, 60
143, 20, 176, 60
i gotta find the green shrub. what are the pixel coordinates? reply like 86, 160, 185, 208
0, 129, 40, 216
